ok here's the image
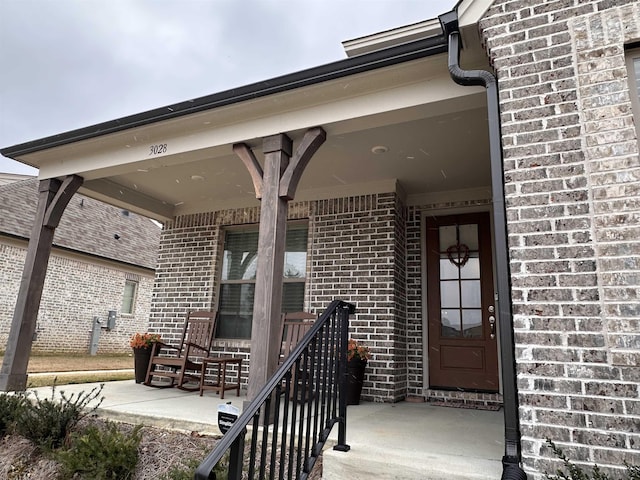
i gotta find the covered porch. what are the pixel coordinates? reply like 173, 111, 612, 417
28, 379, 504, 479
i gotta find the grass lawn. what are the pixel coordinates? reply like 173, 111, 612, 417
0, 353, 135, 387
25, 353, 134, 373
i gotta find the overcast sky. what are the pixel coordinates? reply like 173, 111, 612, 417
0, 0, 456, 175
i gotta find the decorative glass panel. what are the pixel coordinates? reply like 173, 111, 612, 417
441, 309, 461, 337
438, 225, 456, 251
437, 221, 483, 339
460, 255, 480, 279
458, 224, 479, 250
462, 310, 483, 338
440, 257, 459, 280
440, 281, 460, 308
461, 280, 481, 307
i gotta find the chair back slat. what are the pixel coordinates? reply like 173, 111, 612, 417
279, 311, 317, 363
183, 311, 217, 352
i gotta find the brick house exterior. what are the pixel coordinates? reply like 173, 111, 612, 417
1, 1, 639, 476
0, 178, 160, 354
478, 1, 640, 476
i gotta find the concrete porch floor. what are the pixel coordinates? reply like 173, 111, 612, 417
27, 380, 504, 479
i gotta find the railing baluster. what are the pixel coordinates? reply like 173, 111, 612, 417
278, 373, 291, 480
195, 300, 354, 480
259, 395, 272, 480
248, 412, 260, 479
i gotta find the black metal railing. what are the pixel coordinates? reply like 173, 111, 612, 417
195, 300, 354, 480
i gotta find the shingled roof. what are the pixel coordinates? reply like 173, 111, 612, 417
0, 179, 160, 270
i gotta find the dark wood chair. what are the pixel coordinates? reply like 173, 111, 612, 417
279, 311, 317, 401
144, 310, 217, 391
279, 311, 317, 362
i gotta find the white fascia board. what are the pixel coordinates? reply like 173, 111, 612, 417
29, 65, 480, 181
457, 0, 494, 29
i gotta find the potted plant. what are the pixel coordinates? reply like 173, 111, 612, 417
346, 338, 371, 405
130, 332, 161, 383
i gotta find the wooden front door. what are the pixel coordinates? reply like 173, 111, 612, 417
426, 212, 499, 392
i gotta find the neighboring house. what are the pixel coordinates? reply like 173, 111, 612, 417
0, 178, 160, 354
1, 0, 638, 478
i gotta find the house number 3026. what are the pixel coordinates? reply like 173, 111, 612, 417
148, 143, 168, 156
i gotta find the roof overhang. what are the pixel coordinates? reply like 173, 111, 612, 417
1, 6, 492, 222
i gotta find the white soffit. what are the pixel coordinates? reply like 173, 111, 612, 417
342, 19, 443, 57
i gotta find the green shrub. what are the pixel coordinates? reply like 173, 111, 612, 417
162, 458, 203, 480
15, 383, 104, 450
0, 392, 26, 436
56, 421, 142, 480
545, 439, 640, 480
162, 452, 228, 480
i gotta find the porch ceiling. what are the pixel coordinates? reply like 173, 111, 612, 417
8, 53, 491, 222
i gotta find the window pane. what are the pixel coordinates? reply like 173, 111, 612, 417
282, 282, 305, 312
217, 284, 255, 338
217, 225, 308, 339
460, 255, 480, 279
221, 231, 259, 281
439, 225, 456, 250
440, 257, 459, 280
463, 310, 483, 338
121, 280, 137, 314
441, 309, 461, 337
461, 280, 481, 307
440, 280, 460, 308
459, 224, 479, 250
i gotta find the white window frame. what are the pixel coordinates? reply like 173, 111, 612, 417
626, 46, 640, 142
121, 279, 138, 315
216, 222, 309, 339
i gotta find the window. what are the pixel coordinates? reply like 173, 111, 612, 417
627, 47, 640, 141
121, 280, 138, 315
216, 223, 308, 339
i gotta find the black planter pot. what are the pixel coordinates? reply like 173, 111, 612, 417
133, 347, 152, 384
346, 358, 367, 405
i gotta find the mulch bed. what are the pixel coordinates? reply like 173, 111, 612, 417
0, 416, 322, 479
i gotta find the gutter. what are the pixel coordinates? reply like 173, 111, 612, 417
1, 35, 447, 159
438, 11, 527, 480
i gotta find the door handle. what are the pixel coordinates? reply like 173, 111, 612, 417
488, 315, 496, 339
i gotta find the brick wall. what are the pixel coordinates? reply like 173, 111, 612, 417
0, 240, 154, 354
151, 193, 407, 402
308, 193, 407, 402
480, 1, 640, 476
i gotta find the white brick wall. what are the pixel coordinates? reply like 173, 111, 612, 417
0, 240, 154, 354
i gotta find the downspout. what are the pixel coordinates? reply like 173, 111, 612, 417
438, 11, 527, 480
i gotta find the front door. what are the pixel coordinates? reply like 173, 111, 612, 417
426, 212, 499, 392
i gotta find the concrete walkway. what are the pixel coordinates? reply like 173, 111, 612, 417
27, 380, 504, 479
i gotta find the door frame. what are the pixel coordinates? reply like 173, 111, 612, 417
420, 205, 503, 396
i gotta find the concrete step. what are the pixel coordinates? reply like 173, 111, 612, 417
323, 401, 504, 480
322, 445, 502, 479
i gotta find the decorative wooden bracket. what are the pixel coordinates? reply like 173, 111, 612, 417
279, 127, 326, 200
234, 127, 326, 201
43, 175, 84, 228
233, 143, 264, 199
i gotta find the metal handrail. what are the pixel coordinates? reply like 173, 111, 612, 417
195, 300, 354, 480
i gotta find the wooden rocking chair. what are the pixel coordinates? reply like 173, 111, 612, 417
279, 311, 317, 401
144, 310, 217, 391
279, 311, 317, 363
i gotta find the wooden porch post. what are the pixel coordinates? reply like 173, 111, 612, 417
235, 128, 325, 401
0, 175, 83, 391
